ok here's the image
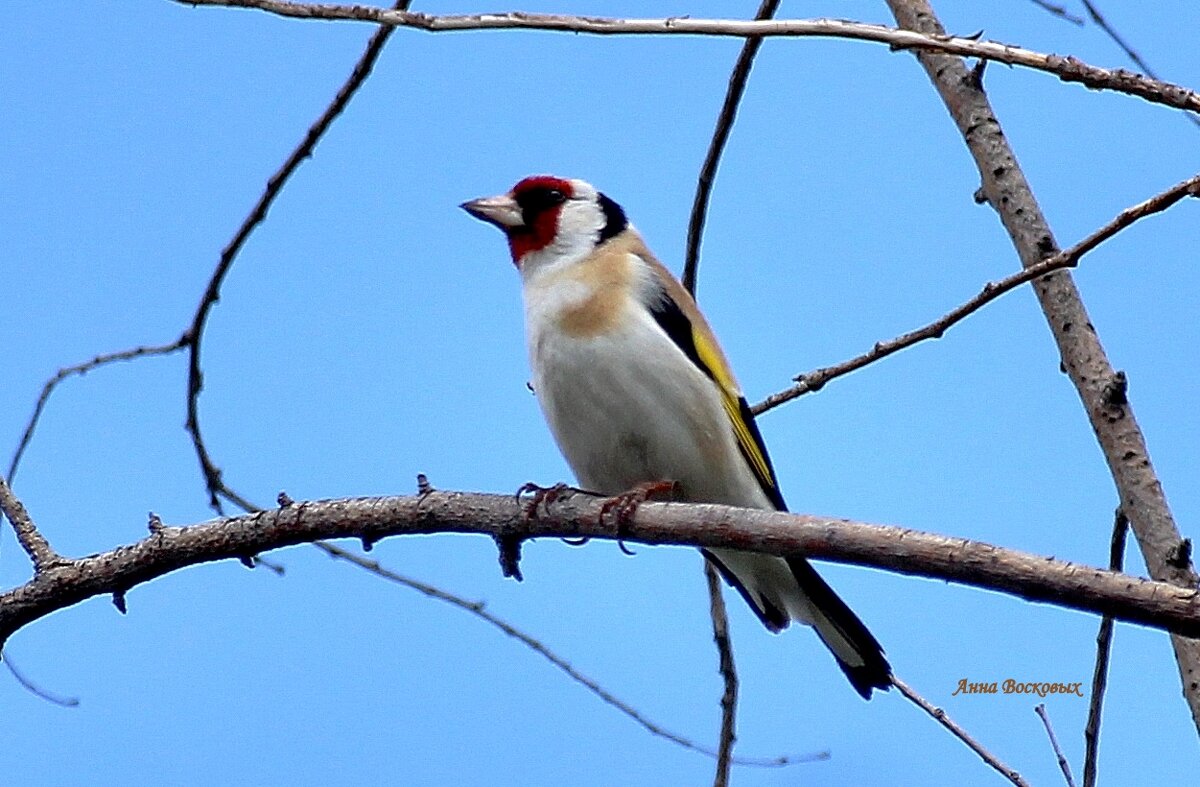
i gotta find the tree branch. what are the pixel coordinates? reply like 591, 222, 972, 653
313, 540, 804, 769
177, 2, 1200, 118
886, 0, 1200, 734
182, 0, 411, 513
1035, 703, 1078, 787
753, 171, 1200, 414
1083, 509, 1129, 787
7, 337, 191, 483
892, 675, 1030, 787
0, 476, 60, 572
1080, 2, 1200, 130
3, 490, 1200, 651
704, 561, 738, 786
682, 0, 780, 296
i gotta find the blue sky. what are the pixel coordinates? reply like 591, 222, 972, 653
3, 1, 1199, 784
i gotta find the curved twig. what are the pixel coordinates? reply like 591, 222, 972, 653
183, 0, 412, 512
7, 338, 190, 483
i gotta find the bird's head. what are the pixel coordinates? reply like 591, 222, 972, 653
461, 175, 628, 275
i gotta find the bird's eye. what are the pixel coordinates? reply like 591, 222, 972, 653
545, 189, 565, 205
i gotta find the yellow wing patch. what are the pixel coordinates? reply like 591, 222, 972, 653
691, 326, 780, 501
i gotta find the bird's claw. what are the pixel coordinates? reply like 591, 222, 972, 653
515, 481, 575, 519
598, 480, 679, 556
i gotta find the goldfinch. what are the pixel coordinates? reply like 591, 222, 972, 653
462, 175, 891, 699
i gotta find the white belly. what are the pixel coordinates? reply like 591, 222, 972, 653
528, 311, 769, 509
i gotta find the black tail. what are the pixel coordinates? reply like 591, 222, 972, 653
786, 556, 892, 700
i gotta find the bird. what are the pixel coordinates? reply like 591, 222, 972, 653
462, 175, 891, 699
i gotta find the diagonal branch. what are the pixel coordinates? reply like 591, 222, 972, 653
0, 476, 60, 572
892, 675, 1029, 787
1035, 703, 1078, 787
753, 172, 1200, 414
1027, 0, 1085, 26
315, 540, 806, 769
683, 0, 780, 295
1080, 2, 1200, 130
178, 2, 1200, 118
886, 0, 1200, 735
4, 490, 1200, 651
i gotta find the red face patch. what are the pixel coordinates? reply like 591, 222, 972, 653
506, 176, 575, 265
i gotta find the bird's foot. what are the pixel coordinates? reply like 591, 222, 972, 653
599, 480, 679, 555
516, 481, 591, 545
515, 481, 576, 518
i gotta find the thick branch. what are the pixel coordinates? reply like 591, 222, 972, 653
886, 0, 1200, 732
3, 490, 1199, 650
178, 3, 1200, 118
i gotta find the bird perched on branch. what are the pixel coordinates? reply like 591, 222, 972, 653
462, 175, 891, 699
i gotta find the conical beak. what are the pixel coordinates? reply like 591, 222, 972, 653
460, 193, 524, 230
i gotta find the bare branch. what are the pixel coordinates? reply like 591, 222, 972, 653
7, 337, 190, 483
704, 561, 738, 785
1083, 509, 1129, 787
1028, 0, 1085, 26
683, 0, 780, 296
313, 541, 801, 768
754, 172, 1200, 414
0, 476, 60, 572
183, 0, 412, 512
4, 490, 1200, 651
1, 653, 79, 707
1080, 1, 1200, 130
1035, 703, 1078, 787
178, 2, 1200, 118
885, 0, 1200, 731
891, 675, 1029, 787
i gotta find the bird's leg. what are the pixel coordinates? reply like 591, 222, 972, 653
515, 481, 594, 545
515, 481, 576, 518
599, 480, 680, 555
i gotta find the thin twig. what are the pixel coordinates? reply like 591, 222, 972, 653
0, 476, 60, 572
183, 0, 413, 513
753, 171, 1200, 415
1028, 0, 1085, 26
892, 675, 1030, 787
2, 653, 79, 707
683, 0, 780, 296
1035, 703, 1078, 787
1083, 509, 1129, 787
179, 3, 1200, 118
204, 483, 807, 768
7, 338, 190, 483
1080, 1, 1200, 129
314, 540, 811, 768
704, 561, 738, 785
